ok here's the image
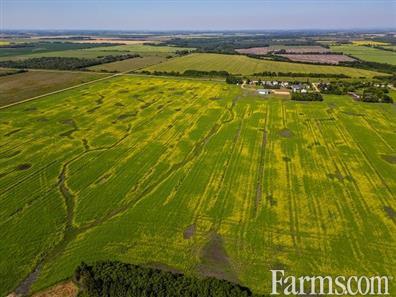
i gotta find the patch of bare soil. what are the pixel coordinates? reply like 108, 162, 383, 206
16, 163, 32, 171
279, 128, 293, 138
384, 206, 396, 221
381, 154, 396, 164
32, 281, 78, 297
183, 224, 196, 239
197, 232, 238, 283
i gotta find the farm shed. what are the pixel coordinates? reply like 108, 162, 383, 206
257, 89, 271, 95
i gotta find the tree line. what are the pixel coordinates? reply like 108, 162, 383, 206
291, 92, 323, 101
74, 261, 265, 297
0, 54, 140, 70
253, 71, 350, 78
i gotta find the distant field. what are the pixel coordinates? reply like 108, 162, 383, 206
352, 40, 389, 46
331, 44, 396, 65
0, 42, 114, 59
0, 44, 191, 62
279, 54, 355, 64
0, 75, 395, 296
0, 70, 105, 107
88, 56, 167, 72
143, 53, 385, 77
0, 49, 136, 61
236, 45, 330, 55
0, 41, 11, 46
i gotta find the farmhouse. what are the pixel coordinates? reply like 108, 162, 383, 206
257, 89, 271, 95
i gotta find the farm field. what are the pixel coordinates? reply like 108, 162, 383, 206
143, 53, 385, 77
331, 44, 396, 65
236, 45, 330, 55
0, 44, 191, 62
87, 56, 167, 72
0, 70, 106, 107
279, 54, 355, 65
0, 75, 395, 296
0, 42, 113, 59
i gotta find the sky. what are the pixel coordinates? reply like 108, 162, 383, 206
1, 0, 396, 31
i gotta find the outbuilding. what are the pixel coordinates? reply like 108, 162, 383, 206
258, 89, 271, 95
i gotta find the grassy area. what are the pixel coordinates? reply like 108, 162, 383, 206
0, 44, 191, 62
352, 40, 389, 46
0, 49, 137, 61
88, 56, 167, 72
0, 42, 114, 59
0, 70, 106, 107
0, 75, 395, 296
142, 53, 385, 77
331, 44, 396, 65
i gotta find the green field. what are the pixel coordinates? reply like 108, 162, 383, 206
0, 42, 114, 59
0, 70, 106, 107
0, 44, 191, 62
142, 53, 385, 77
1, 75, 395, 296
331, 44, 396, 65
88, 56, 167, 72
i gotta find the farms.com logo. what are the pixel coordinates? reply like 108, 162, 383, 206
270, 270, 393, 296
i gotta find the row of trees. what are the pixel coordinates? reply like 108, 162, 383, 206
140, 69, 231, 78
253, 71, 350, 78
291, 92, 323, 101
0, 54, 140, 70
74, 261, 264, 297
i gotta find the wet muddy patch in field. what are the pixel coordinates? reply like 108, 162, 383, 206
384, 206, 395, 221
279, 128, 293, 138
16, 163, 32, 171
197, 232, 238, 283
282, 156, 291, 162
381, 154, 396, 164
175, 108, 182, 112
210, 97, 222, 101
183, 224, 196, 239
115, 102, 125, 107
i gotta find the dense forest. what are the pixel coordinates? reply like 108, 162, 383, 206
74, 261, 265, 297
0, 54, 140, 70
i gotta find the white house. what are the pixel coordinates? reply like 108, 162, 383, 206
258, 89, 271, 95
